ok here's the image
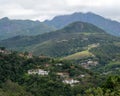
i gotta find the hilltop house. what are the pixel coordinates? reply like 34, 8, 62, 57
28, 69, 49, 75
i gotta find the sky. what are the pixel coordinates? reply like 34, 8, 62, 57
0, 0, 120, 21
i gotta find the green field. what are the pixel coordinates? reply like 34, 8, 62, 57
62, 44, 99, 60
62, 50, 93, 60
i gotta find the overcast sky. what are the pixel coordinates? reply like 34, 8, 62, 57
0, 0, 120, 21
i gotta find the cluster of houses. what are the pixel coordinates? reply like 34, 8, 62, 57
63, 78, 79, 85
81, 60, 98, 69
28, 68, 81, 85
28, 69, 49, 75
19, 53, 33, 58
0, 48, 85, 85
57, 72, 80, 85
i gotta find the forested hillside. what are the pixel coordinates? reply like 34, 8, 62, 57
0, 21, 120, 79
0, 48, 120, 96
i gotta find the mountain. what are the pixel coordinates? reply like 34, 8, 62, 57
0, 21, 106, 50
0, 16, 120, 96
0, 21, 120, 71
44, 12, 120, 36
0, 17, 56, 40
1, 21, 120, 56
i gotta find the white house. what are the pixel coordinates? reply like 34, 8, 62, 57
63, 79, 79, 85
80, 74, 85, 78
28, 69, 49, 75
55, 63, 63, 66
0, 49, 11, 54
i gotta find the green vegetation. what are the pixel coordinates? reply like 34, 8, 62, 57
0, 21, 120, 96
62, 44, 98, 60
0, 50, 120, 96
63, 50, 93, 60
1, 21, 116, 58
84, 75, 120, 96
1, 21, 120, 72
90, 44, 120, 64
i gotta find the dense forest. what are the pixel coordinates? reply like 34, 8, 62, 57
0, 48, 120, 96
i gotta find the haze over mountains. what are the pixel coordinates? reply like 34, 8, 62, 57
0, 12, 120, 40
0, 17, 56, 40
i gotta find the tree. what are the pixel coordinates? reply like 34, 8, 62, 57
0, 47, 5, 50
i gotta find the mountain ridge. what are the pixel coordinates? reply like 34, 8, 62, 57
44, 12, 120, 36
0, 21, 106, 48
0, 17, 56, 40
0, 21, 115, 57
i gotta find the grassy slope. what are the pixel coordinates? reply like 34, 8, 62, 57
62, 44, 98, 60
62, 50, 93, 60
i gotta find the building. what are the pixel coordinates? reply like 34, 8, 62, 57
80, 74, 85, 78
0, 50, 4, 53
0, 49, 11, 54
57, 72, 69, 78
28, 69, 49, 75
55, 63, 63, 66
27, 53, 33, 58
19, 53, 33, 58
81, 60, 98, 69
63, 78, 79, 85
45, 63, 50, 67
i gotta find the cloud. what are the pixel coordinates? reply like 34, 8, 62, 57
0, 0, 120, 21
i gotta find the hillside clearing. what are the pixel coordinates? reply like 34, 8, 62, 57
62, 50, 94, 60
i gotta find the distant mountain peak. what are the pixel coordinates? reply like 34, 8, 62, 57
44, 12, 120, 36
1, 17, 9, 21
62, 21, 105, 33
73, 12, 94, 15
0, 17, 56, 40
86, 12, 95, 15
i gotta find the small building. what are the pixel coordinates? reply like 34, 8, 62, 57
63, 78, 79, 85
0, 49, 11, 54
80, 74, 85, 78
19, 53, 33, 58
28, 69, 49, 75
55, 63, 63, 66
0, 50, 4, 53
57, 72, 69, 78
27, 53, 33, 58
81, 60, 98, 69
19, 53, 24, 57
45, 63, 50, 67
